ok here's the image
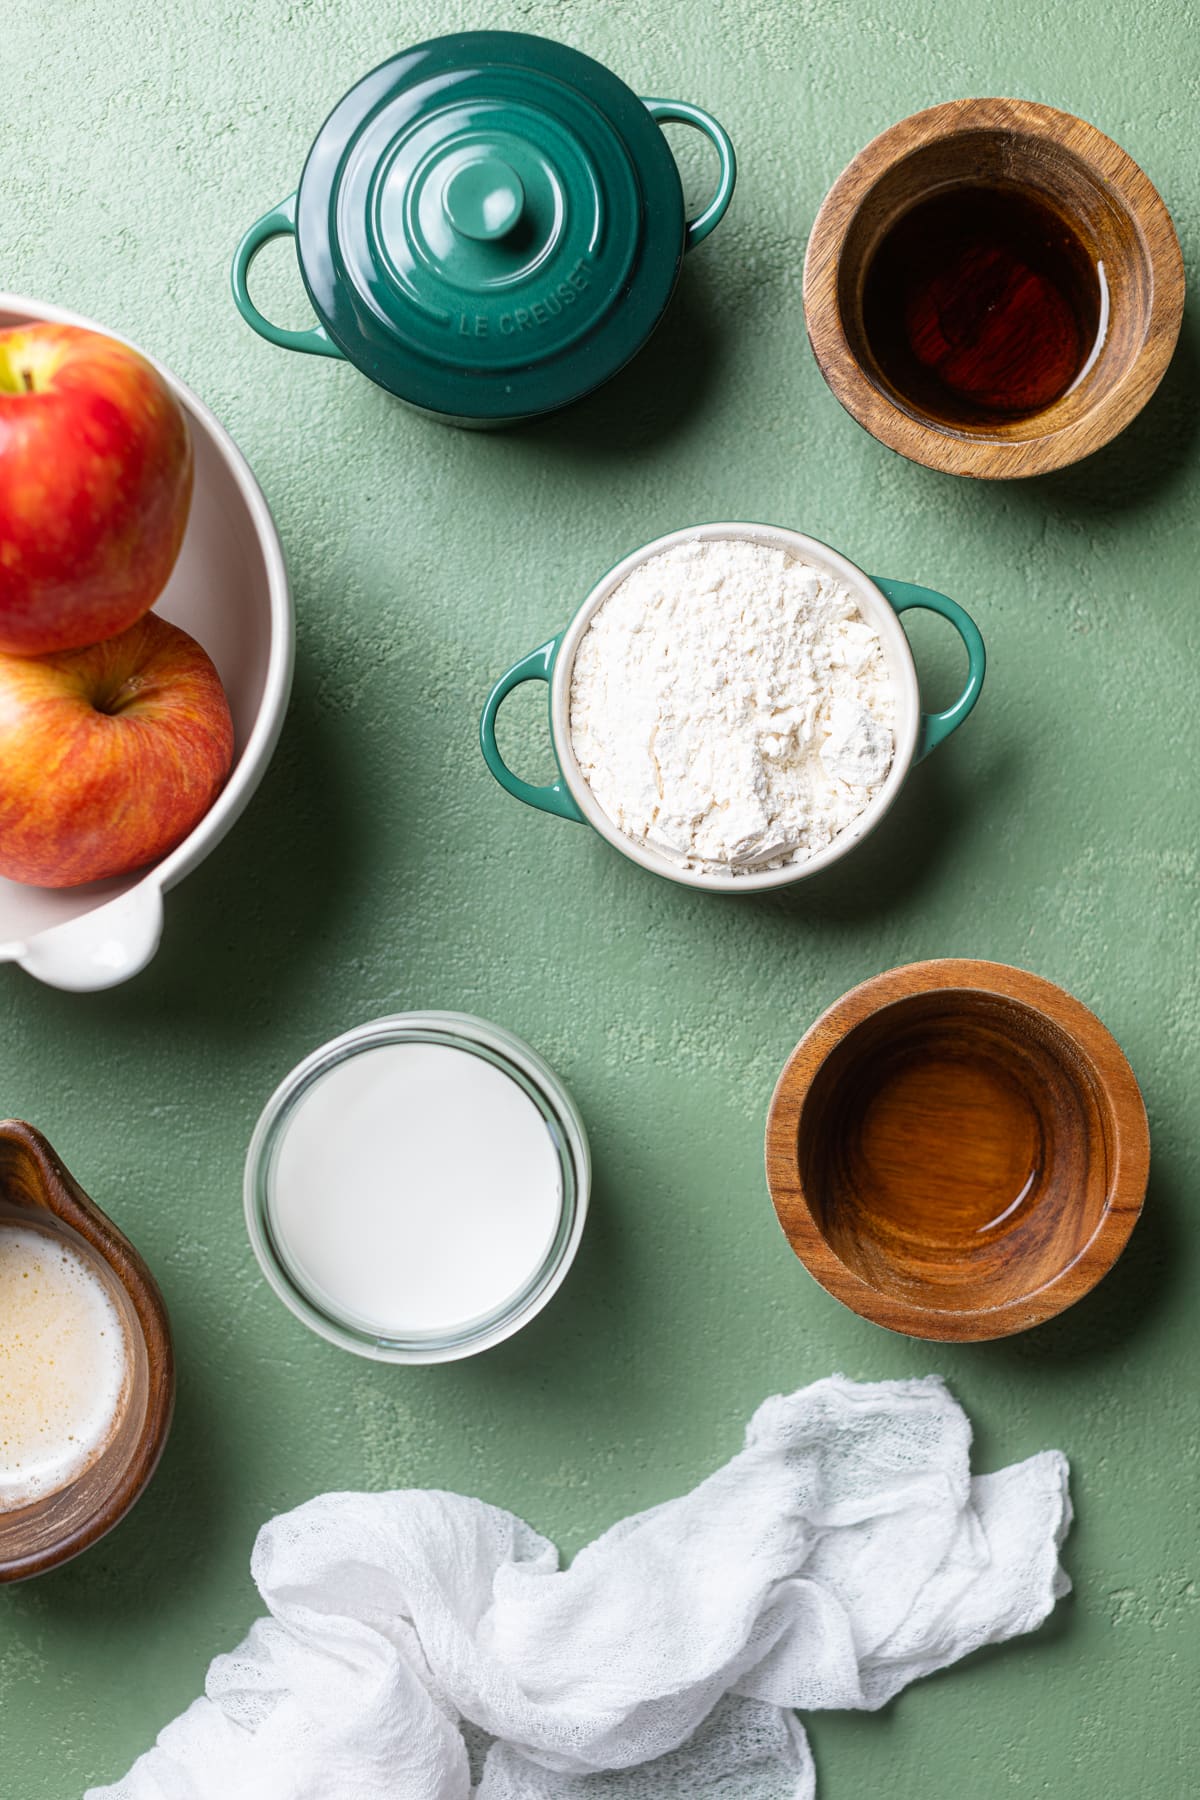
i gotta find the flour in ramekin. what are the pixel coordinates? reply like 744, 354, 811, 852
568, 539, 896, 875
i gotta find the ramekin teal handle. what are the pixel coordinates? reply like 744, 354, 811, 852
231, 194, 344, 359
480, 636, 586, 823
642, 99, 737, 251
873, 578, 986, 762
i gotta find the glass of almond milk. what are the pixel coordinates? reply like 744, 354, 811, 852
244, 1014, 590, 1362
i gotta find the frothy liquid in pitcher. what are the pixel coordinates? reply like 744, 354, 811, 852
0, 1223, 129, 1511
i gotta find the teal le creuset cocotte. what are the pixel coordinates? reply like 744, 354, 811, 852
480, 524, 986, 893
231, 31, 736, 427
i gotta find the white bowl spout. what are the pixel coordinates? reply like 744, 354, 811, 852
1, 882, 164, 992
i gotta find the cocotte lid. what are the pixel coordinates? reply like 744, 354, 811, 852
289, 31, 734, 419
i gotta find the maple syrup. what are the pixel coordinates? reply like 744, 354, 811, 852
862, 184, 1104, 425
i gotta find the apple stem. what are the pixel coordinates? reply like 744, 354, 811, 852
20, 367, 33, 392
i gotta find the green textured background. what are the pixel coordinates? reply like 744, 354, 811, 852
2, 1, 1197, 1793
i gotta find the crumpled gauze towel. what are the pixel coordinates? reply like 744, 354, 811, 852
87, 1375, 1071, 1800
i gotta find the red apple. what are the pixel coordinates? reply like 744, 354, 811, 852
0, 613, 234, 887
0, 323, 193, 656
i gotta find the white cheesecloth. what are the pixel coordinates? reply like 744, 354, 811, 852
86, 1375, 1071, 1800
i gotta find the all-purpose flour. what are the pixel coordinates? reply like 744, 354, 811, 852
569, 539, 897, 875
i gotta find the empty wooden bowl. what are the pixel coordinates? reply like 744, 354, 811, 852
804, 99, 1185, 478
0, 1122, 174, 1580
765, 961, 1149, 1340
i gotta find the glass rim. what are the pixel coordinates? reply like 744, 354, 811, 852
243, 1012, 590, 1363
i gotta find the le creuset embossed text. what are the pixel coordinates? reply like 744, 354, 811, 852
232, 31, 735, 427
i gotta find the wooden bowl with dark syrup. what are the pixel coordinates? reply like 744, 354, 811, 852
804, 99, 1184, 478
765, 961, 1149, 1340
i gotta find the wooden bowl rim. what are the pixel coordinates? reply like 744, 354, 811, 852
764, 959, 1150, 1341
0, 1120, 175, 1580
802, 97, 1185, 479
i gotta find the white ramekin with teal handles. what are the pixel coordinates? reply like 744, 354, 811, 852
480, 523, 986, 893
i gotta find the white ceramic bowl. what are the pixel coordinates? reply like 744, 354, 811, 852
0, 295, 292, 990
481, 523, 986, 892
